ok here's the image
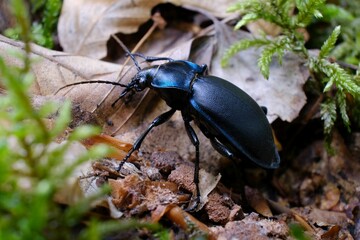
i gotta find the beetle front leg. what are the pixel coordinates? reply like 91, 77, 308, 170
183, 119, 201, 211
117, 108, 176, 171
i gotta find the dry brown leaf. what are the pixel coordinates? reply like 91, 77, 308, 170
320, 225, 341, 240
320, 183, 341, 210
0, 35, 122, 115
165, 205, 215, 238
168, 163, 221, 211
81, 134, 133, 160
204, 191, 243, 224
108, 173, 192, 217
245, 186, 273, 217
58, 0, 156, 58
82, 134, 133, 151
211, 213, 289, 240
152, 204, 215, 238
197, 169, 221, 211
292, 208, 354, 239
109, 175, 143, 209
58, 0, 237, 59
292, 212, 315, 233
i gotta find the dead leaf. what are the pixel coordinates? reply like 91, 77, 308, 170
58, 0, 155, 58
210, 212, 289, 240
292, 207, 354, 239
166, 205, 215, 238
0, 35, 124, 122
204, 191, 243, 224
167, 163, 221, 211
109, 175, 143, 209
320, 183, 341, 210
306, 208, 350, 229
150, 151, 182, 174
245, 186, 273, 217
152, 204, 214, 238
78, 160, 140, 198
107, 171, 190, 217
292, 212, 315, 233
81, 134, 133, 160
320, 225, 341, 240
107, 196, 124, 218
58, 0, 237, 59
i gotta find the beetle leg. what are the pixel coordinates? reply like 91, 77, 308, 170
117, 108, 176, 171
183, 119, 201, 210
131, 53, 174, 62
210, 137, 235, 159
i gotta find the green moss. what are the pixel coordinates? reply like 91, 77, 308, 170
4, 0, 62, 48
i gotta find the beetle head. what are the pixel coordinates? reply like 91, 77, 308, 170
121, 68, 153, 93
111, 67, 155, 107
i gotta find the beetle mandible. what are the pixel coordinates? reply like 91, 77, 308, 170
57, 47, 280, 209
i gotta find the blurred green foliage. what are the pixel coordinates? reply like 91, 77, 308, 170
320, 1, 360, 66
4, 0, 62, 48
289, 223, 312, 240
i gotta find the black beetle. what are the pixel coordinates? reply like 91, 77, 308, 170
57, 47, 280, 209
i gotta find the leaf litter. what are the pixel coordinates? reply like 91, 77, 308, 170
1, 1, 359, 239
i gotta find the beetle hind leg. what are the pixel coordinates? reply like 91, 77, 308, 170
210, 137, 235, 159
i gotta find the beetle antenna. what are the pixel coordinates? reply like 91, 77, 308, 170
55, 80, 128, 95
111, 35, 142, 72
